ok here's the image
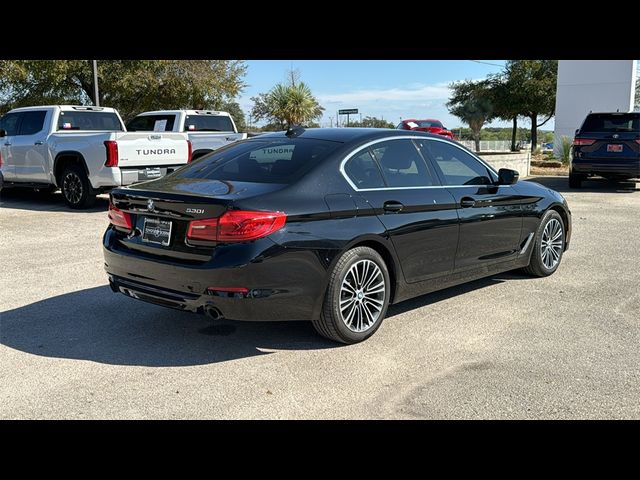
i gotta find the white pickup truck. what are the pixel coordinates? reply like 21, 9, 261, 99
127, 110, 247, 160
0, 105, 191, 208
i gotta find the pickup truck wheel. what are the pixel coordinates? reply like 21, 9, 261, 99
61, 165, 96, 209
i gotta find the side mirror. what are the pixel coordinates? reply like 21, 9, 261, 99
0, 129, 6, 138
574, 129, 580, 135
498, 168, 519, 185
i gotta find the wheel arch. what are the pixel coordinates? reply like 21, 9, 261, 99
547, 203, 571, 247
339, 235, 401, 305
53, 151, 89, 186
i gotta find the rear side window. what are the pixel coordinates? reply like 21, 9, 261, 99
173, 138, 340, 184
0, 113, 21, 136
127, 115, 176, 132
57, 111, 123, 131
581, 113, 639, 132
344, 150, 385, 189
184, 115, 235, 132
18, 111, 46, 135
370, 139, 436, 187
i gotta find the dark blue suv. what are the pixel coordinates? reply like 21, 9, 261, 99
570, 112, 640, 188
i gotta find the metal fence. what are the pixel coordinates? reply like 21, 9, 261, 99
456, 140, 513, 152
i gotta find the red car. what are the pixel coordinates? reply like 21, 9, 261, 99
396, 119, 455, 140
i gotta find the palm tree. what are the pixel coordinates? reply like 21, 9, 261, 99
447, 80, 494, 152
251, 71, 324, 129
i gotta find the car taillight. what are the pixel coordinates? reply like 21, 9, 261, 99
108, 203, 132, 229
635, 139, 640, 145
187, 217, 219, 241
187, 140, 193, 163
104, 141, 119, 167
573, 138, 595, 146
187, 210, 286, 243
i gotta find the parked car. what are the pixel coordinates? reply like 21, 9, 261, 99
542, 142, 554, 150
127, 110, 247, 160
104, 128, 571, 344
570, 111, 640, 188
396, 119, 455, 139
0, 105, 191, 208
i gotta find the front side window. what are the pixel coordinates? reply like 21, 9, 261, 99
17, 111, 46, 135
344, 149, 385, 189
370, 139, 436, 187
418, 139, 495, 186
0, 113, 21, 136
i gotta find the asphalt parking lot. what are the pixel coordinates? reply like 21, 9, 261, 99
1, 176, 638, 419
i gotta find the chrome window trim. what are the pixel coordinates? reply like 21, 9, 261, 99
339, 135, 506, 192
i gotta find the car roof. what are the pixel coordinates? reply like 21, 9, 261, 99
135, 110, 231, 116
8, 105, 117, 113
585, 111, 638, 116
254, 127, 443, 143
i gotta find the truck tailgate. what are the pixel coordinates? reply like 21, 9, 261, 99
114, 132, 189, 167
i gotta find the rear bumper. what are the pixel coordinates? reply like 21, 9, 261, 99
571, 158, 640, 178
90, 164, 185, 189
103, 228, 332, 321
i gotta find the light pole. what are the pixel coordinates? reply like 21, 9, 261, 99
92, 60, 100, 107
329, 116, 333, 128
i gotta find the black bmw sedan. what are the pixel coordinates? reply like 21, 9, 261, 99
103, 128, 571, 344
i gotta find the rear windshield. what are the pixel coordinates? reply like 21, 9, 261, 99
184, 115, 234, 132
57, 111, 123, 131
172, 138, 341, 184
127, 114, 176, 132
581, 113, 639, 132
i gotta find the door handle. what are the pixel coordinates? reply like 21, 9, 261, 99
34, 140, 44, 145
383, 201, 404, 213
4, 142, 11, 146
460, 197, 476, 208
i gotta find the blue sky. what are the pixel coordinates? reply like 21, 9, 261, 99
238, 60, 553, 131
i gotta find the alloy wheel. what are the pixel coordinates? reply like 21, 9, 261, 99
339, 259, 386, 333
540, 218, 563, 270
63, 172, 83, 205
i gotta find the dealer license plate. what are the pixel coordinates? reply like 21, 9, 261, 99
142, 217, 172, 246
607, 144, 623, 152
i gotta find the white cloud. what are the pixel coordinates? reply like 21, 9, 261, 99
317, 82, 451, 104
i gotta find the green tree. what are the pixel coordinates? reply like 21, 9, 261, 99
348, 116, 395, 128
447, 79, 494, 152
503, 60, 558, 151
0, 60, 247, 120
250, 70, 324, 129
488, 72, 522, 151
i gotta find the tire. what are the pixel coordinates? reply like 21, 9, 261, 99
523, 210, 565, 277
569, 172, 583, 188
312, 246, 391, 344
60, 164, 96, 209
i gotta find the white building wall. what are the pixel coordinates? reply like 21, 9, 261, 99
554, 60, 637, 156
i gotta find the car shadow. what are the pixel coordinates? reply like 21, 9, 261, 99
0, 286, 337, 367
525, 175, 639, 193
1, 273, 528, 367
387, 271, 525, 317
0, 189, 110, 212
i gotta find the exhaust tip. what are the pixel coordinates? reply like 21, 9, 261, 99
205, 306, 224, 321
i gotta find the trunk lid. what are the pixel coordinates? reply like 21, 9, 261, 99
109, 179, 286, 261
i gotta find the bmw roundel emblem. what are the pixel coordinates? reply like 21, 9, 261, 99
147, 199, 155, 211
